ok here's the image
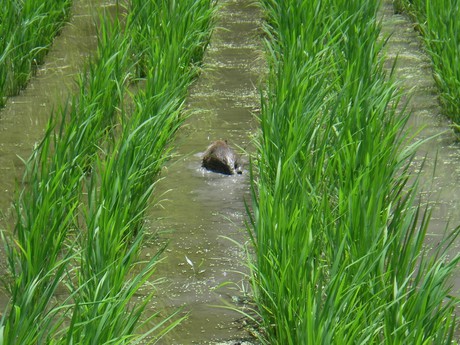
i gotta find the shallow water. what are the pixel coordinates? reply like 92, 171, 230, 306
138, 1, 263, 343
149, 2, 460, 342
1, 0, 458, 343
0, 0, 110, 317
380, 0, 460, 309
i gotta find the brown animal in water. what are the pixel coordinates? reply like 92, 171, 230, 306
202, 140, 242, 175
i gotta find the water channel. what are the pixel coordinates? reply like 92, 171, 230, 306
139, 1, 262, 343
0, 0, 459, 344
380, 0, 460, 287
0, 0, 108, 317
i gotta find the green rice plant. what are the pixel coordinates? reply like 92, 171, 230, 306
0, 55, 130, 340
0, 0, 73, 107
64, 1, 217, 340
1, 7, 135, 344
66, 137, 167, 343
65, 93, 185, 343
74, 13, 132, 151
392, 0, 422, 18
0, 119, 81, 344
246, 0, 460, 343
127, 0, 216, 79
0, 0, 20, 106
424, 0, 460, 129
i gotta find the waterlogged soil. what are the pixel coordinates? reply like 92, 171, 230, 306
138, 1, 263, 344
0, 0, 112, 318
148, 2, 460, 343
0, 0, 262, 342
380, 0, 460, 320
1, 0, 459, 343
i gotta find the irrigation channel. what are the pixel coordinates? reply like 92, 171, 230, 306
0, 0, 459, 344
142, 1, 460, 343
139, 1, 262, 343
380, 0, 460, 288
0, 0, 104, 208
0, 0, 108, 314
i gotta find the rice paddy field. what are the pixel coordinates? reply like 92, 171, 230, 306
0, 0, 217, 343
243, 0, 460, 344
0, 0, 459, 344
393, 0, 460, 131
0, 0, 73, 108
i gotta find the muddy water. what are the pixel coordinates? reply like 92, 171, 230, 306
140, 1, 262, 344
0, 0, 109, 209
149, 2, 460, 343
0, 0, 109, 318
1, 0, 456, 343
380, 0, 460, 301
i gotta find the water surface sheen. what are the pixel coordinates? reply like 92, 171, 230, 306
0, 0, 109, 319
147, 2, 460, 343
3, 1, 456, 343
380, 0, 460, 302
141, 1, 263, 344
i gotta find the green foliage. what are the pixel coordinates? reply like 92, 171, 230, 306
127, 0, 215, 79
247, 0, 460, 344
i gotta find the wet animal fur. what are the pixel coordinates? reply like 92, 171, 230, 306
202, 140, 242, 175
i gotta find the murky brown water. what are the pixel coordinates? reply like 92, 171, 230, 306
0, 0, 107, 210
1, 0, 458, 343
139, 1, 263, 344
380, 0, 460, 303
0, 0, 110, 320
149, 2, 460, 342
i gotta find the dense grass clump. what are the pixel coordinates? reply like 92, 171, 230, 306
393, 0, 460, 131
0, 0, 73, 107
1, 0, 215, 343
246, 0, 460, 344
